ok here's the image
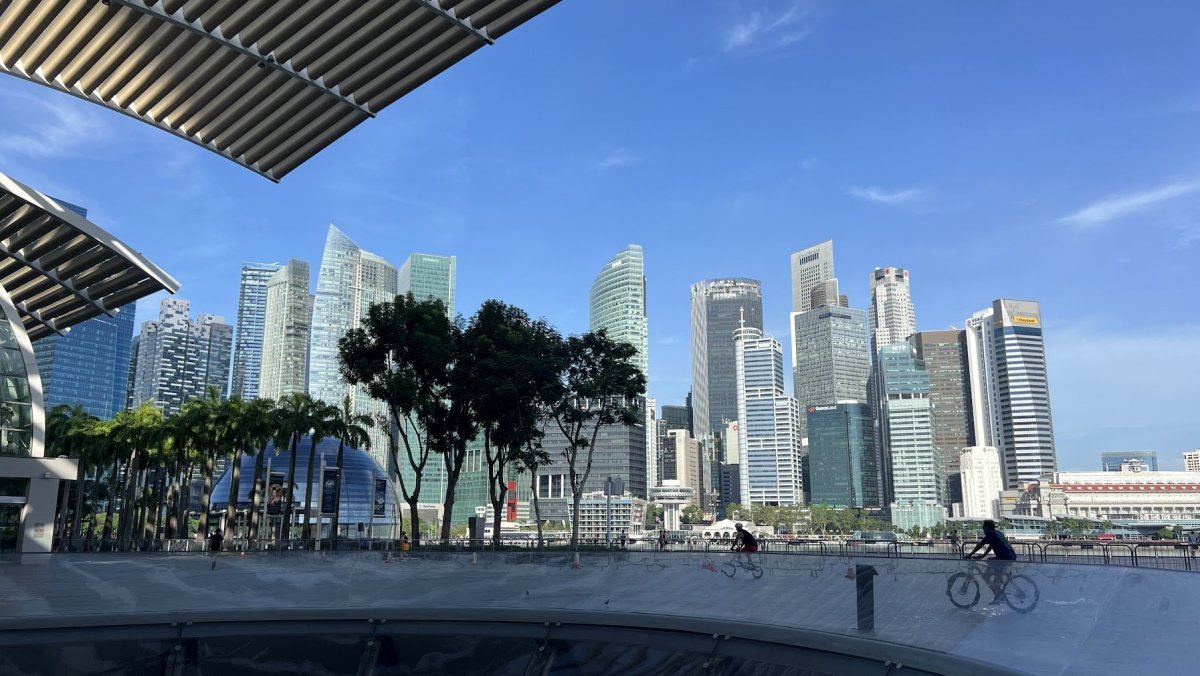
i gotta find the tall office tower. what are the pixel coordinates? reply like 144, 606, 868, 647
790, 240, 835, 313
125, 335, 139, 409
645, 396, 658, 490
1185, 451, 1200, 472
308, 225, 398, 464
589, 245, 647, 378
34, 302, 135, 420
735, 324, 805, 506
398, 252, 456, 317
877, 345, 942, 514
809, 278, 847, 309
868, 267, 916, 353
790, 299, 870, 438
911, 330, 975, 506
965, 299, 1056, 489
720, 419, 742, 509
1101, 451, 1158, 472
231, 262, 281, 399
806, 402, 879, 508
661, 428, 701, 507
959, 447, 1003, 519
690, 279, 763, 441
661, 404, 692, 433
129, 299, 233, 416
259, 260, 312, 400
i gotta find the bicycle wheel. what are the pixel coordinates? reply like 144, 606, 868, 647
946, 573, 980, 609
721, 561, 737, 578
1003, 575, 1039, 614
750, 565, 764, 579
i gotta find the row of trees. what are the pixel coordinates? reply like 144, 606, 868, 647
724, 503, 891, 535
337, 295, 645, 549
46, 390, 372, 551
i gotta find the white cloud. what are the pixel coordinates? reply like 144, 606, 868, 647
596, 147, 641, 170
0, 92, 110, 160
847, 185, 925, 205
724, 2, 816, 53
1059, 180, 1200, 229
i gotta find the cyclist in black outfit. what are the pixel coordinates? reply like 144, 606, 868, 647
965, 519, 1017, 601
732, 523, 759, 568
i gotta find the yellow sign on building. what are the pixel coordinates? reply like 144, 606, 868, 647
1012, 316, 1039, 326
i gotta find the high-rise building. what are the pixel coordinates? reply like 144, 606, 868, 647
790, 300, 870, 438
661, 428, 701, 507
790, 240, 835, 313
877, 344, 942, 515
960, 446, 1003, 519
589, 245, 647, 378
129, 299, 233, 416
911, 330, 975, 506
690, 279, 763, 441
307, 225, 397, 464
398, 252, 456, 317
34, 302, 136, 419
259, 260, 312, 401
966, 299, 1056, 489
661, 403, 693, 434
231, 262, 281, 399
1185, 451, 1200, 472
806, 402, 879, 508
720, 419, 742, 509
1101, 451, 1158, 472
868, 267, 916, 354
644, 396, 658, 491
735, 324, 804, 506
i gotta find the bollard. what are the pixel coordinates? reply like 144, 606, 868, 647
855, 564, 878, 632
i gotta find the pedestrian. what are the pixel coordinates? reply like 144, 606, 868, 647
208, 530, 223, 570
619, 529, 627, 549
658, 529, 668, 551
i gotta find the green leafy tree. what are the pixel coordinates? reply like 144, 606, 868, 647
807, 504, 833, 535
325, 395, 373, 548
46, 404, 99, 545
301, 400, 337, 541
339, 293, 456, 546
681, 504, 704, 525
724, 502, 751, 521
243, 397, 279, 544
546, 330, 646, 549
271, 392, 321, 541
110, 403, 165, 549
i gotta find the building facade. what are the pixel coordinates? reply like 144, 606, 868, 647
231, 262, 281, 399
307, 225, 397, 465
806, 402, 878, 508
259, 260, 312, 401
661, 428, 701, 507
1016, 468, 1200, 522
966, 299, 1056, 489
868, 267, 916, 354
877, 344, 943, 513
398, 252, 456, 317
959, 446, 1003, 519
1186, 451, 1200, 472
129, 299, 233, 415
790, 240, 835, 314
735, 325, 804, 506
690, 279, 763, 441
567, 492, 647, 543
1101, 451, 1158, 472
34, 302, 135, 420
589, 245, 647, 379
911, 330, 974, 506
790, 303, 870, 438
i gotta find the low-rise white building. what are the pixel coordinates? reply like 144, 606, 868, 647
568, 492, 646, 543
1016, 467, 1200, 521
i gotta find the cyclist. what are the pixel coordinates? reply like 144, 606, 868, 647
964, 519, 1016, 602
731, 523, 759, 568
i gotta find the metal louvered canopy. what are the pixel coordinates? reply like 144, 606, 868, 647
0, 171, 180, 341
0, 0, 559, 181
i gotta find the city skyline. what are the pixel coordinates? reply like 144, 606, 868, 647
1, 3, 1194, 470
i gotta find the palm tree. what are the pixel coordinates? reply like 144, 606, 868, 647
324, 395, 372, 548
113, 403, 165, 550
46, 404, 99, 547
273, 392, 317, 542
237, 397, 276, 543
218, 394, 250, 537
302, 400, 338, 542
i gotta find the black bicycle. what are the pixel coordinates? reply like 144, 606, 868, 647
722, 550, 764, 579
946, 558, 1039, 613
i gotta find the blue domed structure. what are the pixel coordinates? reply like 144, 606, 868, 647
210, 436, 397, 534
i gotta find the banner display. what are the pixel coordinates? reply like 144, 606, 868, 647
373, 478, 387, 517
320, 468, 338, 515
266, 471, 288, 515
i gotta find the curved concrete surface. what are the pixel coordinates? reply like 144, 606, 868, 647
1, 550, 1196, 675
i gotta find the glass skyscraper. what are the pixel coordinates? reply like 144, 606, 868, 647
877, 344, 943, 513
690, 278, 763, 441
807, 402, 878, 508
129, 299, 233, 416
33, 302, 136, 420
231, 262, 281, 399
790, 240, 835, 314
589, 245, 647, 379
912, 330, 974, 505
259, 260, 312, 400
398, 253, 456, 316
1101, 451, 1158, 472
734, 325, 804, 506
790, 303, 870, 438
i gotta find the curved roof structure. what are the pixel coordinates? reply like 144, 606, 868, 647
0, 0, 559, 181
0, 171, 179, 340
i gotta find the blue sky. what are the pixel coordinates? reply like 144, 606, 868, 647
0, 2, 1197, 470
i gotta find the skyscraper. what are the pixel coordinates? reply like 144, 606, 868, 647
308, 225, 397, 464
965, 299, 1056, 489
690, 278, 763, 441
589, 245, 647, 378
34, 302, 136, 419
868, 267, 915, 354
806, 402, 879, 508
661, 428, 701, 507
661, 403, 692, 434
1185, 451, 1200, 472
398, 253, 456, 316
1100, 451, 1158, 472
259, 260, 312, 401
735, 324, 804, 506
790, 240, 835, 313
876, 344, 942, 516
129, 298, 233, 416
960, 446, 1003, 519
231, 262, 281, 399
790, 301, 870, 438
911, 330, 975, 506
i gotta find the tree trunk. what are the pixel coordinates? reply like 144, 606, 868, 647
197, 450, 214, 539
440, 446, 465, 541
302, 436, 319, 541
54, 478, 71, 550
117, 450, 140, 549
571, 490, 583, 550
70, 457, 87, 544
177, 463, 193, 541
330, 440, 345, 550
281, 433, 299, 542
530, 466, 544, 549
153, 470, 168, 544
407, 498, 420, 548
225, 447, 244, 537
102, 459, 120, 545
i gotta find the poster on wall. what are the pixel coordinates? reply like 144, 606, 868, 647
320, 469, 338, 515
266, 471, 288, 515
373, 478, 387, 517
